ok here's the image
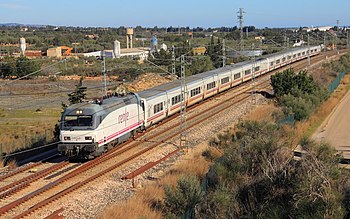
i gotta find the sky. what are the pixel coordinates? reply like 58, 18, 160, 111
0, 0, 349, 28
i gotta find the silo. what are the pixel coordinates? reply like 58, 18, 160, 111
126, 28, 133, 48
113, 40, 121, 58
150, 35, 158, 51
19, 37, 26, 56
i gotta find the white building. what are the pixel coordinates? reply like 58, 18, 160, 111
84, 48, 149, 60
304, 26, 333, 32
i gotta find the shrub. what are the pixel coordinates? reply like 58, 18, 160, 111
164, 175, 204, 218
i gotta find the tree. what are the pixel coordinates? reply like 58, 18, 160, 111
0, 56, 16, 77
15, 56, 40, 78
271, 68, 328, 121
187, 56, 213, 76
68, 77, 87, 105
206, 36, 223, 68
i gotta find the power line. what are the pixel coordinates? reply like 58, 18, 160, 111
0, 61, 64, 87
238, 8, 245, 52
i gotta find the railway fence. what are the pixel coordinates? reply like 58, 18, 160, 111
328, 71, 347, 93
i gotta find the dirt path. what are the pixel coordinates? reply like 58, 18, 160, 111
312, 89, 350, 158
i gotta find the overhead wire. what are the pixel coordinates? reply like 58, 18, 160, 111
2, 45, 319, 157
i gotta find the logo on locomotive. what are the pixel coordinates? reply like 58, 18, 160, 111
118, 112, 129, 124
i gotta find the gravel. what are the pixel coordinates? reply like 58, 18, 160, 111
55, 93, 268, 219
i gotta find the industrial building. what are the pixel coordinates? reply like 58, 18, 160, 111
192, 47, 206, 55
83, 47, 149, 60
47, 46, 73, 57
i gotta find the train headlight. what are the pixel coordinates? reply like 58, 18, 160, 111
85, 136, 92, 140
64, 136, 71, 140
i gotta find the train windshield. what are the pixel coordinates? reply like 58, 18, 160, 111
63, 115, 93, 129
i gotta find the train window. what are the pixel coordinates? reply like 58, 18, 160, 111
221, 77, 230, 84
298, 53, 301, 56
302, 52, 305, 55
315, 49, 317, 52
288, 55, 292, 60
282, 57, 286, 62
244, 69, 251, 75
270, 62, 274, 66
190, 87, 201, 97
293, 54, 296, 58
254, 66, 260, 72
206, 82, 216, 90
276, 59, 280, 64
171, 94, 183, 105
141, 101, 145, 111
234, 73, 241, 80
64, 115, 93, 128
153, 102, 163, 114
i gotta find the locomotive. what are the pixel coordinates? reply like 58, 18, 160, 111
58, 45, 322, 158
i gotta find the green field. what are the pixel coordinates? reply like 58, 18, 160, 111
0, 108, 61, 154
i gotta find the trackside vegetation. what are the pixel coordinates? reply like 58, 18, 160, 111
271, 68, 329, 121
195, 121, 350, 219
159, 55, 350, 219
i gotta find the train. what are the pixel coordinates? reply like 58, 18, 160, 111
58, 45, 322, 158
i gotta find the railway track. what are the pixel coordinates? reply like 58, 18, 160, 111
0, 72, 272, 218
0, 50, 346, 218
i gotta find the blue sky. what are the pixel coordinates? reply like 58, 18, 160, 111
0, 0, 349, 28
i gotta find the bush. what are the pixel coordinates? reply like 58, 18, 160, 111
271, 68, 329, 121
164, 175, 204, 218
198, 121, 350, 219
279, 94, 314, 121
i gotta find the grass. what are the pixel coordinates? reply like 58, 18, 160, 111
100, 198, 163, 219
244, 103, 280, 122
99, 69, 350, 218
0, 108, 61, 154
99, 145, 212, 219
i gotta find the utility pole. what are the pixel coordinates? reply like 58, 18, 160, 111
324, 31, 328, 59
64, 58, 67, 70
172, 46, 176, 75
101, 51, 107, 97
238, 8, 245, 52
301, 33, 304, 47
347, 31, 349, 49
180, 55, 187, 152
284, 31, 287, 49
251, 43, 256, 104
307, 33, 311, 69
336, 20, 339, 54
222, 39, 226, 67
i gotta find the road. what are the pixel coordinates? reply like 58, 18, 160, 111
313, 90, 350, 158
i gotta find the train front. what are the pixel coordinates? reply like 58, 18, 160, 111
58, 103, 101, 158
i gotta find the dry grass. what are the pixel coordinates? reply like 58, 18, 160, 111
244, 102, 280, 122
0, 108, 61, 154
0, 159, 4, 168
99, 197, 163, 219
99, 73, 350, 219
100, 145, 212, 219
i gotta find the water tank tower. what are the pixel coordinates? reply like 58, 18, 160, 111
126, 28, 133, 48
113, 40, 121, 58
150, 35, 158, 51
19, 37, 26, 56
